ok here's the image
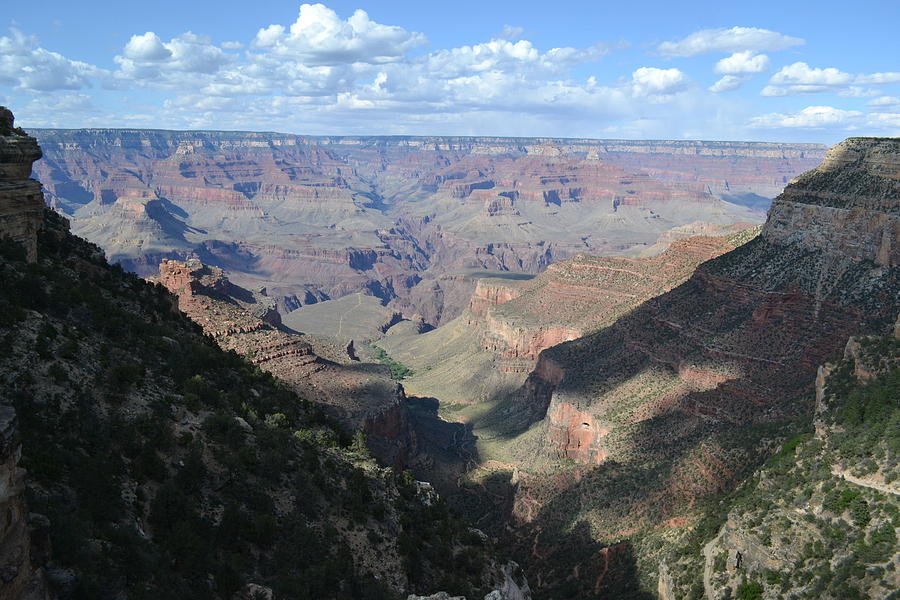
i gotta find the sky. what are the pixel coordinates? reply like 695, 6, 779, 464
2, 1, 899, 143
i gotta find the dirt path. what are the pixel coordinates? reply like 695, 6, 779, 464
832, 466, 899, 496
336, 293, 362, 338
702, 528, 724, 600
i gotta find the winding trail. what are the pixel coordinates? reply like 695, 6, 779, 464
832, 466, 899, 496
336, 293, 362, 338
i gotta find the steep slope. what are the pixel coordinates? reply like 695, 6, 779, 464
31, 129, 824, 326
156, 258, 419, 469
419, 137, 898, 598
661, 328, 899, 600
0, 112, 515, 600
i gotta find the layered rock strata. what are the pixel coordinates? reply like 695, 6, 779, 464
524, 137, 899, 466
31, 128, 823, 326
0, 108, 43, 262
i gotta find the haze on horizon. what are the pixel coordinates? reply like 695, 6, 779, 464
2, 0, 899, 143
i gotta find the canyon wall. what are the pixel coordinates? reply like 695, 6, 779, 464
469, 137, 899, 598
524, 137, 899, 467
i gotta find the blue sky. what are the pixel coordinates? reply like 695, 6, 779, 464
3, 1, 899, 142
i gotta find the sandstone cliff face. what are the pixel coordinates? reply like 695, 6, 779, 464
764, 137, 900, 266
0, 108, 43, 262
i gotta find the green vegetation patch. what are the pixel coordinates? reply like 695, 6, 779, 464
370, 344, 414, 380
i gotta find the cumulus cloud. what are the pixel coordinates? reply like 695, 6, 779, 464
657, 26, 803, 57
750, 105, 862, 129
770, 62, 852, 86
114, 32, 234, 81
714, 51, 770, 75
867, 112, 900, 128
122, 32, 172, 62
420, 39, 608, 79
251, 3, 425, 65
765, 62, 900, 96
0, 28, 104, 91
709, 75, 747, 93
631, 67, 689, 96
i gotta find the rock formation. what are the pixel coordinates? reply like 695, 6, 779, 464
0, 107, 43, 262
157, 258, 420, 468
525, 137, 899, 465
672, 324, 899, 599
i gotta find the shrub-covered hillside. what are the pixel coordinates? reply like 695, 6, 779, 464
660, 330, 900, 599
0, 210, 502, 600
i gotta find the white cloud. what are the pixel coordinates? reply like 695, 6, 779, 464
837, 87, 880, 98
123, 32, 172, 62
867, 112, 900, 128
420, 39, 608, 79
750, 105, 862, 129
770, 62, 853, 86
869, 95, 900, 108
709, 75, 747, 93
0, 28, 104, 91
251, 3, 425, 65
115, 32, 233, 81
631, 67, 689, 96
765, 62, 900, 96
714, 51, 769, 74
657, 26, 803, 57
498, 25, 524, 40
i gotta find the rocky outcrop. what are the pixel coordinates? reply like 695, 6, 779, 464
0, 108, 43, 262
158, 258, 420, 468
763, 138, 900, 266
408, 561, 531, 600
690, 326, 900, 600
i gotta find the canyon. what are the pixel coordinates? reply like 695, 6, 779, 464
29, 129, 825, 326
3, 104, 897, 599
